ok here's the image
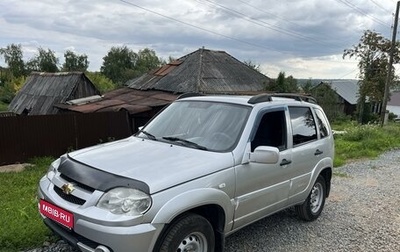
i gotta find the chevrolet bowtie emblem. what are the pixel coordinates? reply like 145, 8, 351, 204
61, 183, 75, 195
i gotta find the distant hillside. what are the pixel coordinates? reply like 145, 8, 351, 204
296, 79, 359, 87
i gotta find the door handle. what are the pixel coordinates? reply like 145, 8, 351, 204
280, 159, 292, 166
314, 149, 323, 155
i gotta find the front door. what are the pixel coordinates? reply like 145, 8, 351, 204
233, 109, 292, 229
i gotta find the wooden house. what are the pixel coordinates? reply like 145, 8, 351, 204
8, 72, 100, 115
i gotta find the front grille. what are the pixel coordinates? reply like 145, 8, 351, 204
60, 173, 95, 192
54, 185, 86, 205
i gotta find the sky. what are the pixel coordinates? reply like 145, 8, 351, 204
0, 0, 399, 79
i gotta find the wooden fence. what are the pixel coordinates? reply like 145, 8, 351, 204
0, 111, 132, 165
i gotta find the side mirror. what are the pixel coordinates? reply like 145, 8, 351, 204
250, 146, 280, 164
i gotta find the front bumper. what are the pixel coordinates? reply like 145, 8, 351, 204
43, 216, 159, 252
38, 176, 163, 252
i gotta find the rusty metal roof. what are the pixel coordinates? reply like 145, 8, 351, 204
56, 88, 178, 114
126, 48, 271, 94
57, 49, 271, 115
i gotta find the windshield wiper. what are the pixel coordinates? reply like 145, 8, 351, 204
139, 130, 157, 140
162, 136, 208, 150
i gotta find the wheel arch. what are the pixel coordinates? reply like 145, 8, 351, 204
152, 188, 231, 251
319, 167, 332, 197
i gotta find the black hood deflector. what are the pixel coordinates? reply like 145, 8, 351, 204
58, 155, 150, 194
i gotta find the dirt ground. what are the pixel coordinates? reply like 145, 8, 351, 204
0, 163, 32, 173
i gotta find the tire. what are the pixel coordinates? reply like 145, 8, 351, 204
295, 175, 326, 221
155, 213, 215, 252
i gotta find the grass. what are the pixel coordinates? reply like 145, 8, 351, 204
0, 157, 57, 251
332, 122, 400, 167
2, 121, 400, 251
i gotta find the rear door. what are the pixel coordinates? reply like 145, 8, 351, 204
287, 106, 323, 203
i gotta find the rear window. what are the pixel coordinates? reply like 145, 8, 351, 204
314, 108, 330, 138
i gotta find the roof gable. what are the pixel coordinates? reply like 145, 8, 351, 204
127, 48, 271, 94
9, 72, 99, 115
316, 79, 359, 105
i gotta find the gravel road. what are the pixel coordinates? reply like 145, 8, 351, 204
27, 150, 400, 252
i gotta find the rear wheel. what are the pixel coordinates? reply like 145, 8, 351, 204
156, 213, 215, 252
295, 175, 326, 221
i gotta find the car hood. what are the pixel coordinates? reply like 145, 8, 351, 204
67, 136, 234, 193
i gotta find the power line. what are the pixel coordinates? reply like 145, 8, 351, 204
338, 67, 359, 79
233, 0, 302, 29
119, 0, 293, 54
368, 0, 392, 12
197, 0, 335, 47
335, 0, 391, 27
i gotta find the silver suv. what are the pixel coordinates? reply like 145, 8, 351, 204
38, 93, 334, 252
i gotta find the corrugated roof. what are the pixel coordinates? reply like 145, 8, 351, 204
8, 72, 100, 115
317, 79, 359, 105
126, 48, 271, 94
56, 88, 178, 114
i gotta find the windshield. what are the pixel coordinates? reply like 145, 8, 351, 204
138, 100, 251, 151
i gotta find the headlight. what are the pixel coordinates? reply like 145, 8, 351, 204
97, 187, 152, 216
46, 158, 60, 180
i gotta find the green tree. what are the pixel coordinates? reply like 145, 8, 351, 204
85, 71, 116, 93
0, 76, 26, 103
62, 50, 89, 72
311, 82, 343, 121
26, 47, 59, 73
101, 46, 164, 86
302, 79, 313, 94
135, 48, 163, 75
100, 46, 138, 86
0, 44, 26, 78
343, 30, 400, 124
269, 71, 299, 93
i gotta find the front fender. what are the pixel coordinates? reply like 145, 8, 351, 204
152, 188, 233, 228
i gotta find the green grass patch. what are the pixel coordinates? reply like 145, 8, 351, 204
333, 122, 400, 167
0, 157, 57, 251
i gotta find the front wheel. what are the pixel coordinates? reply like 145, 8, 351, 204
155, 213, 215, 252
295, 175, 326, 221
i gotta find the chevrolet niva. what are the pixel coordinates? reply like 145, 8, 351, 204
38, 93, 334, 252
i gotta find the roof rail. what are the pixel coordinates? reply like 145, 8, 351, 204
272, 93, 317, 103
248, 93, 317, 104
177, 93, 204, 100
247, 94, 272, 104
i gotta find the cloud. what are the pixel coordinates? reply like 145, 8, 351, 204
0, 0, 397, 78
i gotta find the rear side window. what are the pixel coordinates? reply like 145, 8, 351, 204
314, 108, 330, 138
289, 107, 317, 146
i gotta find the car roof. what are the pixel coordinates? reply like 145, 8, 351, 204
177, 93, 317, 107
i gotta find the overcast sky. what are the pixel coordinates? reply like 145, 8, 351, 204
0, 0, 398, 79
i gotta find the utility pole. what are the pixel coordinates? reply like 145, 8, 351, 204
381, 1, 400, 126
